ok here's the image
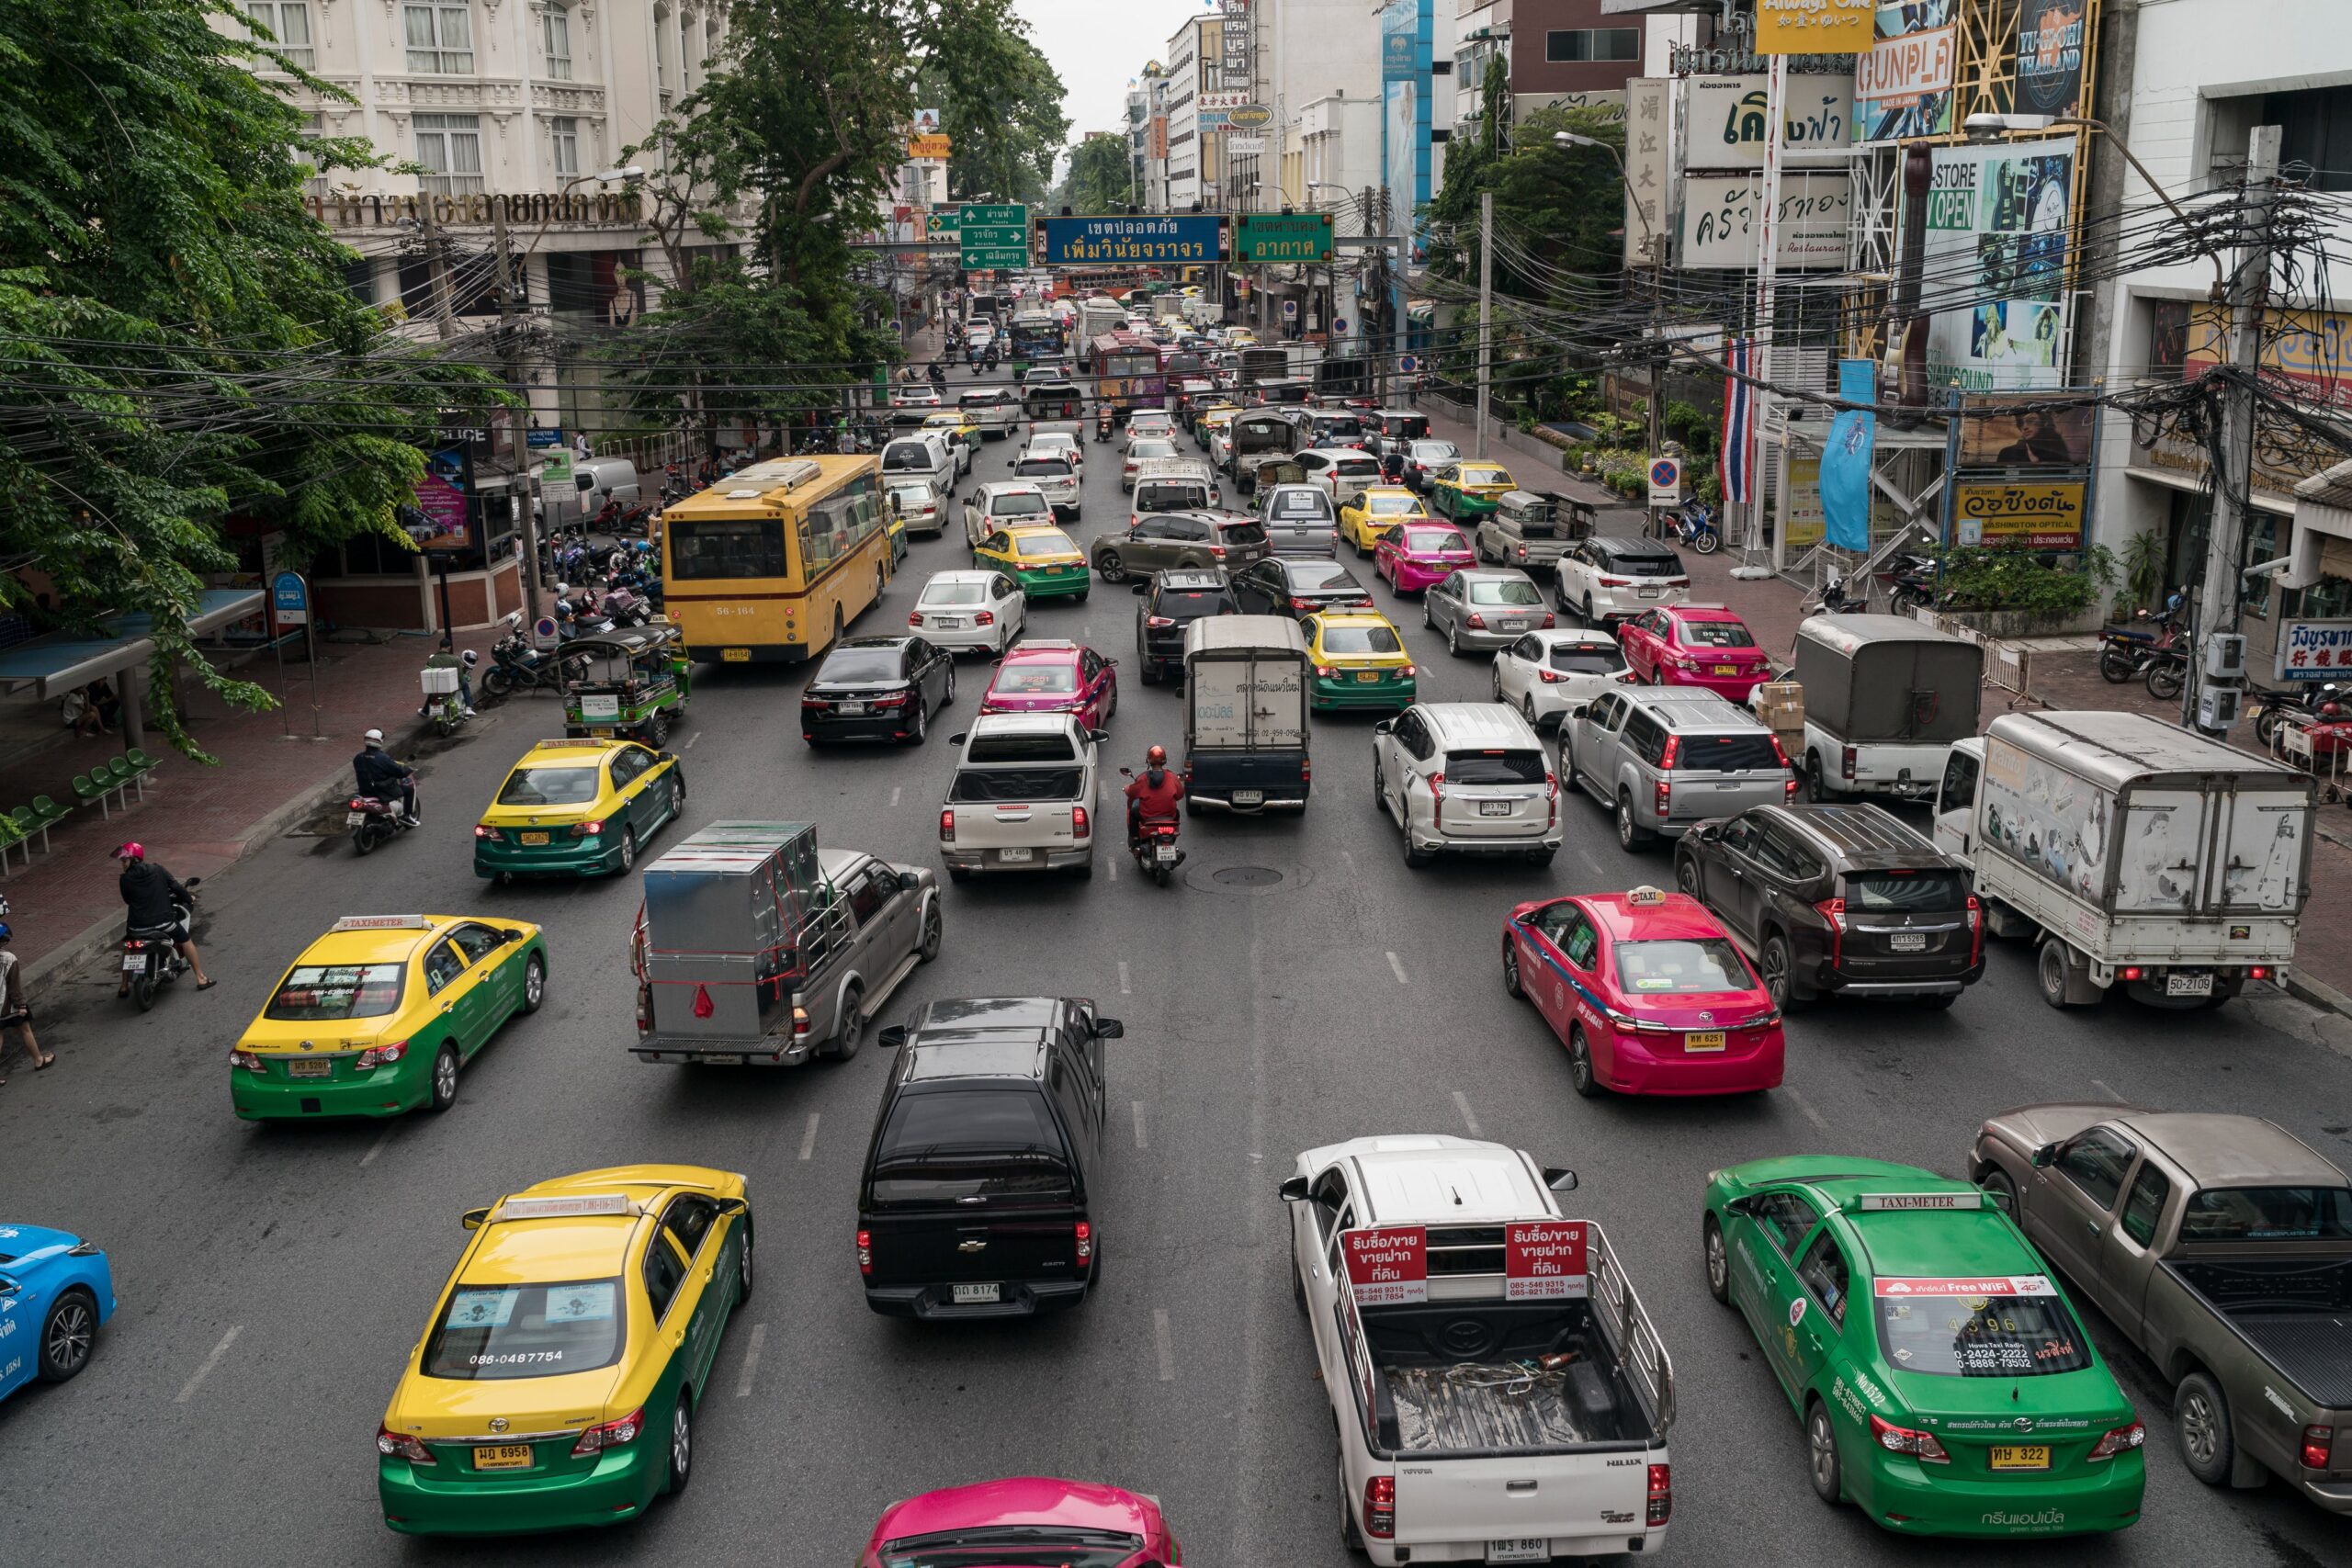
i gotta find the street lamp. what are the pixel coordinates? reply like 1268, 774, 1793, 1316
1555, 131, 1659, 265
1558, 130, 1668, 535
1962, 114, 2222, 296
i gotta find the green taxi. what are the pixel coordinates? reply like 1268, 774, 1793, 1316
473, 739, 686, 883
973, 524, 1091, 602
1428, 460, 1517, 522
1702, 1156, 2145, 1539
1306, 610, 1416, 711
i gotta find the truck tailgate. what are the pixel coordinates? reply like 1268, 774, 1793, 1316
952, 799, 1078, 848
1851, 740, 1948, 784
1393, 1455, 1652, 1551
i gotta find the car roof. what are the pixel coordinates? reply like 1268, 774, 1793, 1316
2117, 1113, 2346, 1187
1304, 1135, 1552, 1226
975, 480, 1045, 496
873, 1477, 1160, 1548
922, 570, 1000, 584
518, 738, 636, 765
1457, 567, 1534, 581
1591, 534, 1677, 555
1761, 803, 1943, 862
902, 1035, 1049, 1081
1668, 603, 1744, 622
970, 711, 1078, 735
296, 914, 472, 966
463, 1166, 734, 1283
1530, 627, 1618, 646
1001, 640, 1081, 662
1001, 523, 1072, 537
833, 636, 911, 651
1418, 701, 1541, 746
1799, 612, 1975, 650
1314, 609, 1396, 628
1577, 888, 1728, 942
1632, 688, 1765, 729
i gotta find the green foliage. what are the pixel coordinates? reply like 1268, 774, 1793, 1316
2119, 527, 2168, 612
1929, 548, 2101, 616
1062, 132, 1132, 216
1664, 399, 1718, 457
1427, 103, 1628, 299
920, 20, 1069, 203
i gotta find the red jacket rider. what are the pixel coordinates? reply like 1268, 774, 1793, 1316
1124, 746, 1185, 841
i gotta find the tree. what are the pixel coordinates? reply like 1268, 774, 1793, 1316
1062, 132, 1133, 216
922, 28, 1069, 204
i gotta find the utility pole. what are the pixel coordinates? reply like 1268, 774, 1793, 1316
1476, 188, 1493, 458
1645, 266, 1666, 541
491, 200, 547, 630
1368, 185, 1390, 411
418, 197, 457, 340
2188, 123, 2282, 734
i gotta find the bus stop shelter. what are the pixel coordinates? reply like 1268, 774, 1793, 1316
0, 589, 265, 752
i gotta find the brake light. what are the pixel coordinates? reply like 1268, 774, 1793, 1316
2250, 964, 2271, 981
2120, 964, 2143, 981
1599, 576, 1630, 588
1966, 895, 1984, 966
1647, 1461, 1672, 1526
1870, 1414, 1951, 1463
1315, 664, 1337, 678
873, 690, 910, 707
1148, 615, 1175, 628
1428, 769, 1444, 830
1768, 733, 1791, 768
1466, 612, 1487, 629
2299, 1423, 2333, 1469
856, 1228, 873, 1275
1841, 744, 1857, 781
1075, 1220, 1094, 1266
1362, 1475, 1396, 1539
1667, 577, 1690, 588
1655, 776, 1671, 818
974, 610, 995, 626
635, 985, 651, 1033
803, 698, 831, 712
1546, 772, 1558, 830
377, 1426, 435, 1464
1540, 613, 1555, 628
1815, 897, 1847, 967
571, 1407, 645, 1458
939, 808, 956, 842
1072, 805, 1091, 840
356, 1039, 409, 1071
1208, 545, 1227, 558
229, 1049, 265, 1074
2091, 1421, 2148, 1462
1401, 664, 1416, 678
1292, 596, 1314, 611
908, 612, 924, 626
1539, 669, 1567, 683
1660, 735, 1681, 768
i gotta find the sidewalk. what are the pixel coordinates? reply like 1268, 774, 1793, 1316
0, 631, 498, 997
1408, 394, 2352, 1016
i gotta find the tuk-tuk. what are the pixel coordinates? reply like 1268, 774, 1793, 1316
562, 622, 691, 745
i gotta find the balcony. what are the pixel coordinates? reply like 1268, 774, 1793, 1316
375, 75, 526, 111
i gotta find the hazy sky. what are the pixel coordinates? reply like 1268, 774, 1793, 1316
1014, 0, 1211, 146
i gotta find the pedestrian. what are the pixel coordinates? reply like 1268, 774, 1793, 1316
573, 431, 592, 463
0, 914, 51, 1081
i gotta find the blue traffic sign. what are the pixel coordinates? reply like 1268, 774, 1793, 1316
1033, 214, 1229, 268
271, 570, 310, 626
1397, 355, 1419, 373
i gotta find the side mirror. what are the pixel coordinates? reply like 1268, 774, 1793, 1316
898, 870, 923, 893
947, 733, 967, 747
877, 1025, 909, 1051
1089, 728, 1110, 744
1544, 1167, 1578, 1193
1278, 1176, 1311, 1203
1131, 581, 1149, 595
1373, 718, 1395, 736
1568, 704, 1591, 721
657, 750, 675, 762
460, 1207, 492, 1231
576, 473, 595, 491
717, 1197, 749, 1217
501, 927, 526, 942
2030, 1142, 2060, 1169
1094, 1017, 1125, 1039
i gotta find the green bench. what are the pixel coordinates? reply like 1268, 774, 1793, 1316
71, 752, 158, 818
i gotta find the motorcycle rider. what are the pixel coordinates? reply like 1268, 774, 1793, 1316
1096, 401, 1115, 442
1124, 744, 1186, 852
113, 842, 213, 996
354, 728, 419, 826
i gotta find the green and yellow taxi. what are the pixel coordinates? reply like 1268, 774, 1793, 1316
1339, 485, 1429, 556
376, 1166, 752, 1536
1702, 1157, 2145, 1540
1428, 459, 1518, 522
231, 914, 548, 1121
973, 524, 1091, 602
920, 411, 980, 477
1306, 609, 1416, 711
473, 739, 686, 883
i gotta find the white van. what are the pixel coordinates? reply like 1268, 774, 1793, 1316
879, 433, 955, 498
1128, 457, 1217, 529
573, 457, 641, 513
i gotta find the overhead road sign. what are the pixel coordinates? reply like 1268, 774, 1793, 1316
1033, 214, 1230, 267
924, 211, 959, 238
960, 204, 1025, 226
1237, 211, 1334, 264
959, 204, 1029, 271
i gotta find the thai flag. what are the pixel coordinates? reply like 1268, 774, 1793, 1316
1720, 337, 1753, 506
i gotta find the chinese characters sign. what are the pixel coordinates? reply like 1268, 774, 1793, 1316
1756, 0, 1873, 54
2278, 620, 2352, 682
1034, 214, 1230, 266
1623, 79, 1672, 267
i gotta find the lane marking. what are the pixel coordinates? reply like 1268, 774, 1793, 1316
1386, 951, 1409, 986
2091, 1077, 2125, 1103
1153, 1308, 1175, 1382
1133, 1100, 1148, 1148
175, 1325, 242, 1404
1452, 1090, 1482, 1137
1783, 1087, 1831, 1132
358, 1122, 397, 1168
797, 1112, 820, 1161
682, 731, 703, 750
734, 1322, 767, 1397
1106, 855, 1116, 882
1341, 849, 1355, 870
1118, 960, 1132, 995
889, 785, 902, 807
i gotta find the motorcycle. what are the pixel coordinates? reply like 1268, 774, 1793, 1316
1119, 770, 1186, 887
348, 778, 421, 856
481, 615, 566, 704
1881, 552, 1942, 615
1814, 572, 1868, 615
121, 878, 200, 1013
602, 583, 653, 628
419, 660, 473, 739
1096, 408, 1116, 443
2144, 634, 2193, 701
1673, 499, 1721, 556
2098, 606, 2188, 685
2251, 682, 2346, 748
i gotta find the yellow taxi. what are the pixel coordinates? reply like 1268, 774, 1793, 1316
473, 739, 686, 884
973, 523, 1091, 601
1339, 485, 1430, 556
919, 411, 980, 479
376, 1166, 752, 1536
1189, 398, 1239, 445
1196, 404, 1242, 449
1429, 458, 1518, 522
1227, 328, 1260, 347
1306, 609, 1417, 712
231, 914, 549, 1121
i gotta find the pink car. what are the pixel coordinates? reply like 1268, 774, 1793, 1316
861, 1476, 1183, 1567
979, 637, 1119, 729
1618, 604, 1771, 700
1376, 523, 1476, 595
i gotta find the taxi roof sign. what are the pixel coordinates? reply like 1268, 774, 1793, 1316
331, 915, 435, 931
1855, 1191, 1984, 1212
1624, 886, 1669, 907
495, 1194, 639, 1221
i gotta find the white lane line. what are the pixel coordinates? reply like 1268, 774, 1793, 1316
889, 785, 902, 807
682, 731, 703, 750
797, 1112, 820, 1161
2091, 1077, 2125, 1103
1341, 849, 1355, 870
734, 1323, 767, 1398
1117, 960, 1132, 994
1386, 951, 1410, 986
358, 1122, 398, 1168
175, 1325, 242, 1404
1153, 1308, 1176, 1382
1452, 1091, 1482, 1137
1106, 855, 1117, 882
1133, 1100, 1149, 1148
1783, 1087, 1831, 1132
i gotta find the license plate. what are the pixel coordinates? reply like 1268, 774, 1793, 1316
1356, 670, 1382, 683
838, 702, 867, 716
952, 1282, 1001, 1304
1232, 789, 1263, 807
721, 648, 752, 662
1989, 1444, 2051, 1471
1479, 799, 1515, 817
120, 953, 146, 973
287, 1058, 333, 1079
345, 811, 368, 827
590, 728, 614, 739
1684, 1031, 1726, 1052
932, 616, 963, 629
520, 830, 550, 846
999, 846, 1034, 863
1638, 586, 1663, 598
1157, 843, 1179, 863
2166, 972, 2214, 997
1889, 932, 1927, 953
702, 1054, 745, 1066
472, 1445, 534, 1472
1713, 664, 1739, 675
1487, 1541, 1549, 1564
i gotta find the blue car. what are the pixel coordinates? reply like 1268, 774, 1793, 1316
0, 1222, 116, 1400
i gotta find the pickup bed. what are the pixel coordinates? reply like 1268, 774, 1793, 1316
939, 715, 1099, 880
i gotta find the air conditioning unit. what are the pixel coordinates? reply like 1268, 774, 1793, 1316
2203, 633, 2246, 681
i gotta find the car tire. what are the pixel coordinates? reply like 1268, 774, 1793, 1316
1527, 846, 1557, 867
1294, 1258, 1309, 1315
1702, 1214, 1731, 1304
520, 953, 547, 1014
1615, 792, 1650, 852
1917, 990, 1960, 1010
1560, 739, 1582, 794
1402, 821, 1435, 868
1978, 1168, 2017, 1213
2176, 1371, 2235, 1485
1676, 854, 1703, 898
1097, 550, 1128, 583
665, 1393, 694, 1497
1806, 1400, 1844, 1506
1804, 756, 1836, 804
1583, 593, 1598, 626
828, 984, 865, 1061
35, 1287, 97, 1383
616, 827, 638, 874
1340, 1452, 1366, 1553
2037, 939, 2077, 1010
1502, 936, 1525, 998
1447, 621, 1463, 658
428, 1043, 459, 1113
947, 865, 971, 883
1566, 1026, 1602, 1098
1070, 853, 1094, 880
941, 666, 956, 707
735, 1225, 755, 1305
908, 701, 928, 746
1761, 932, 1809, 1013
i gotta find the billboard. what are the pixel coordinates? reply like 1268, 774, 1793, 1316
1854, 1, 1958, 142
2017, 0, 2089, 119
1382, 0, 1432, 263
1685, 74, 1854, 168
1680, 171, 1851, 269
1623, 78, 1672, 267
1757, 0, 1875, 53
2278, 619, 2352, 682
1956, 396, 2095, 468
1917, 138, 2074, 392
1955, 479, 2086, 547
1033, 214, 1228, 265
908, 134, 951, 161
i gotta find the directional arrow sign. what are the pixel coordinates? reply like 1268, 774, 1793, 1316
961, 247, 1029, 269
957, 224, 1026, 247
959, 203, 1027, 227
959, 204, 1030, 270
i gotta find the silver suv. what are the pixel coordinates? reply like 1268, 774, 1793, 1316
1371, 702, 1562, 867
1561, 686, 1793, 852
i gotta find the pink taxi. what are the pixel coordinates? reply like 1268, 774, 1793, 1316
1375, 522, 1476, 595
1617, 604, 1772, 700
979, 637, 1119, 730
860, 1476, 1183, 1567
1502, 885, 1784, 1099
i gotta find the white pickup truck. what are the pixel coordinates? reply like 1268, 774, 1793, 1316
1283, 1135, 1675, 1565
938, 713, 1102, 881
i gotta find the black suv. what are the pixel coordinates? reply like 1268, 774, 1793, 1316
860, 998, 1122, 1320
1671, 803, 1983, 1011
1132, 568, 1238, 684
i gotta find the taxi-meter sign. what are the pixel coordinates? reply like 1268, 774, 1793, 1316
1341, 1225, 1428, 1305
1504, 1221, 1589, 1300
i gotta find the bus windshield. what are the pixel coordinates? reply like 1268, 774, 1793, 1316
669, 517, 788, 580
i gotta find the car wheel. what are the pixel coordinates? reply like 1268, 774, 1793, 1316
1098, 550, 1127, 583
429, 1043, 459, 1113
941, 666, 956, 706
1340, 1451, 1366, 1553
616, 827, 638, 873
735, 1225, 755, 1304
1446, 621, 1462, 658
1560, 739, 1581, 794
1070, 853, 1094, 880
1502, 937, 1525, 998
1676, 855, 1702, 899
917, 898, 944, 962
1806, 1400, 1844, 1506
1804, 756, 1835, 803
1978, 1168, 2017, 1213
1372, 758, 1389, 819
908, 701, 928, 746
1583, 593, 1597, 625
1522, 694, 1542, 730
665, 1394, 694, 1497
2037, 938, 2077, 1010
36, 1288, 97, 1382
2176, 1371, 2234, 1485
1760, 933, 1807, 1013
1402, 819, 1435, 867
1566, 1026, 1601, 1098
520, 953, 547, 1014
1615, 792, 1649, 852
1702, 1214, 1730, 1304
829, 985, 865, 1060
946, 865, 971, 883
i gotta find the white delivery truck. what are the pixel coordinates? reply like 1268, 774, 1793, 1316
1283, 1135, 1674, 1566
1933, 710, 2315, 1010
1792, 614, 1983, 802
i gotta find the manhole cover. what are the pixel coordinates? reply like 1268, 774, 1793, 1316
1213, 865, 1284, 887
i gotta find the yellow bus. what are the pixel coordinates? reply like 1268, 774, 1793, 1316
660, 455, 894, 664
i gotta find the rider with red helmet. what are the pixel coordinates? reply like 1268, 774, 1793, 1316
1124, 744, 1185, 849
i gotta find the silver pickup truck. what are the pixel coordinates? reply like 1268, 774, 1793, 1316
1973, 1105, 2352, 1513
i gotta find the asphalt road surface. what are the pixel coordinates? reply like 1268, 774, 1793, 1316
6, 365, 2351, 1568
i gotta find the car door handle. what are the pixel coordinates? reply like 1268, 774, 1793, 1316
440, 1002, 454, 1014
1506, 1479, 1538, 1494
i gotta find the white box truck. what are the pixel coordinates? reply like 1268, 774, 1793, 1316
1932, 710, 2314, 1010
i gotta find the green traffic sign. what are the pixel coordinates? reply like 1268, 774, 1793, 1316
961, 247, 1029, 269
925, 212, 959, 236
957, 224, 1026, 247
1236, 211, 1334, 264
959, 203, 1026, 227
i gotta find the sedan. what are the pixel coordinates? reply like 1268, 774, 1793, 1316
0, 1222, 115, 1404
860, 1477, 1184, 1568
889, 384, 942, 409
909, 570, 1024, 655
801, 635, 956, 746
887, 479, 947, 537
1122, 436, 1180, 491
1338, 486, 1428, 556
1375, 522, 1476, 595
1230, 556, 1375, 620
1502, 886, 1784, 1098
1620, 604, 1772, 699
1421, 567, 1553, 656
980, 638, 1119, 730
1491, 628, 1634, 732
1400, 437, 1461, 493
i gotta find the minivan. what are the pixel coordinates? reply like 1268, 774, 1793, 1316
1256, 483, 1340, 557
880, 434, 955, 499
1562, 686, 1796, 852
1372, 702, 1563, 867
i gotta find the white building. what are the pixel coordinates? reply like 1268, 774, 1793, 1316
1295, 91, 1385, 216
1163, 15, 1221, 209
1221, 0, 1385, 212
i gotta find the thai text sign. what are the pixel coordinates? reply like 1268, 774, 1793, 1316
1684, 74, 1853, 168
1680, 171, 1850, 269
1756, 0, 1874, 54
2278, 620, 2352, 681
1955, 480, 2085, 548
1035, 214, 1229, 265
1504, 1222, 1589, 1301
1237, 211, 1334, 263
1342, 1226, 1428, 1305
908, 134, 952, 161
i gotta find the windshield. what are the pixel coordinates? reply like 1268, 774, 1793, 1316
1469, 580, 1544, 606
1446, 750, 1547, 785
1332, 457, 1380, 477
1462, 467, 1511, 486
1268, 491, 1333, 519
1680, 620, 1758, 649
668, 517, 787, 580
1615, 555, 1683, 579
888, 486, 934, 511
1014, 533, 1076, 558
1129, 439, 1177, 460
996, 662, 1078, 694
1320, 624, 1403, 656
1873, 1278, 2093, 1378
950, 766, 1083, 801
1403, 527, 1469, 554
1844, 870, 1971, 911
1613, 938, 1753, 994
1136, 481, 1207, 513
266, 963, 405, 1021
881, 445, 933, 470
423, 1277, 626, 1382
2180, 1187, 2352, 1241
816, 649, 903, 683
1411, 441, 1459, 462
868, 1089, 1074, 1205
1367, 495, 1419, 516
878, 1528, 1144, 1568
967, 732, 1077, 763
921, 581, 988, 606
989, 493, 1049, 518
1551, 644, 1626, 674
1670, 732, 1783, 773
496, 766, 600, 807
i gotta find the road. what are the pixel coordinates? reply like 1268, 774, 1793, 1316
5, 362, 2351, 1568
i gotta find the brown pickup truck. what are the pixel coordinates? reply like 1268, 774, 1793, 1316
1971, 1107, 2352, 1514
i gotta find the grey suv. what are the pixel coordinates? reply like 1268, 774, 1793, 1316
1561, 686, 1794, 852
1091, 510, 1269, 583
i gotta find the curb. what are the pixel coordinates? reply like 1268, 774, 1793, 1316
2285, 969, 2352, 1022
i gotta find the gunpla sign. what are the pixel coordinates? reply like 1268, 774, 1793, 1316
1033, 214, 1231, 266
1236, 212, 1334, 264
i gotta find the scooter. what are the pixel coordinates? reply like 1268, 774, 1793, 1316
348, 779, 421, 856
1673, 499, 1722, 555
120, 878, 200, 1013
1119, 771, 1186, 887
1096, 407, 1116, 443
2251, 682, 2346, 748
481, 615, 567, 703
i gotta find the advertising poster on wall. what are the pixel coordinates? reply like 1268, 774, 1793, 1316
1854, 1, 1958, 142
1756, 0, 1875, 54
1956, 395, 2095, 468
1685, 74, 1855, 168
1784, 455, 1826, 547
1955, 479, 2086, 547
1917, 138, 2074, 392
1681, 170, 1851, 269
2017, 0, 2090, 118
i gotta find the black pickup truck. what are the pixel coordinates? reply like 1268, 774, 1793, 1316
857, 997, 1123, 1320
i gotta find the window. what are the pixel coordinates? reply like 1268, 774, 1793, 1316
413, 113, 485, 197
423, 1277, 623, 1380
1614, 938, 1752, 995
244, 2, 315, 70
668, 517, 786, 580
2180, 1185, 2352, 1241
549, 116, 580, 179
1939, 747, 1979, 811
653, 3, 675, 94
1874, 1278, 2091, 1378
1623, 711, 1668, 767
1544, 28, 1640, 64
422, 940, 466, 996
2054, 1127, 2139, 1213
496, 765, 598, 806
2264, 85, 2352, 194
448, 924, 503, 964
1794, 1232, 1850, 1325
539, 3, 573, 79
662, 1195, 720, 1259
642, 1233, 687, 1321
405, 3, 476, 74
2120, 1164, 2172, 1248
866, 1089, 1074, 1206
1749, 1192, 1820, 1259
845, 867, 888, 925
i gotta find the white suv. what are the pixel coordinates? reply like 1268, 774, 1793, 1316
1552, 535, 1690, 626
1371, 702, 1562, 867
1012, 452, 1082, 522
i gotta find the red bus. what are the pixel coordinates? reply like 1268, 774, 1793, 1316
1083, 332, 1166, 420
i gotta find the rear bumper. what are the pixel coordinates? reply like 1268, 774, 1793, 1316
1593, 1028, 1785, 1095
1854, 1450, 2143, 1538
1388, 565, 1448, 593
863, 1278, 1091, 1320
1369, 1529, 1667, 1566
474, 839, 623, 878
1819, 960, 1984, 997
378, 1445, 663, 1536
685, 643, 807, 664
634, 1039, 814, 1066
1659, 671, 1770, 700
1313, 675, 1415, 708
941, 845, 1093, 873
805, 713, 917, 743
1446, 624, 1525, 651
1406, 829, 1564, 858
1013, 572, 1091, 600
232, 1059, 429, 1120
